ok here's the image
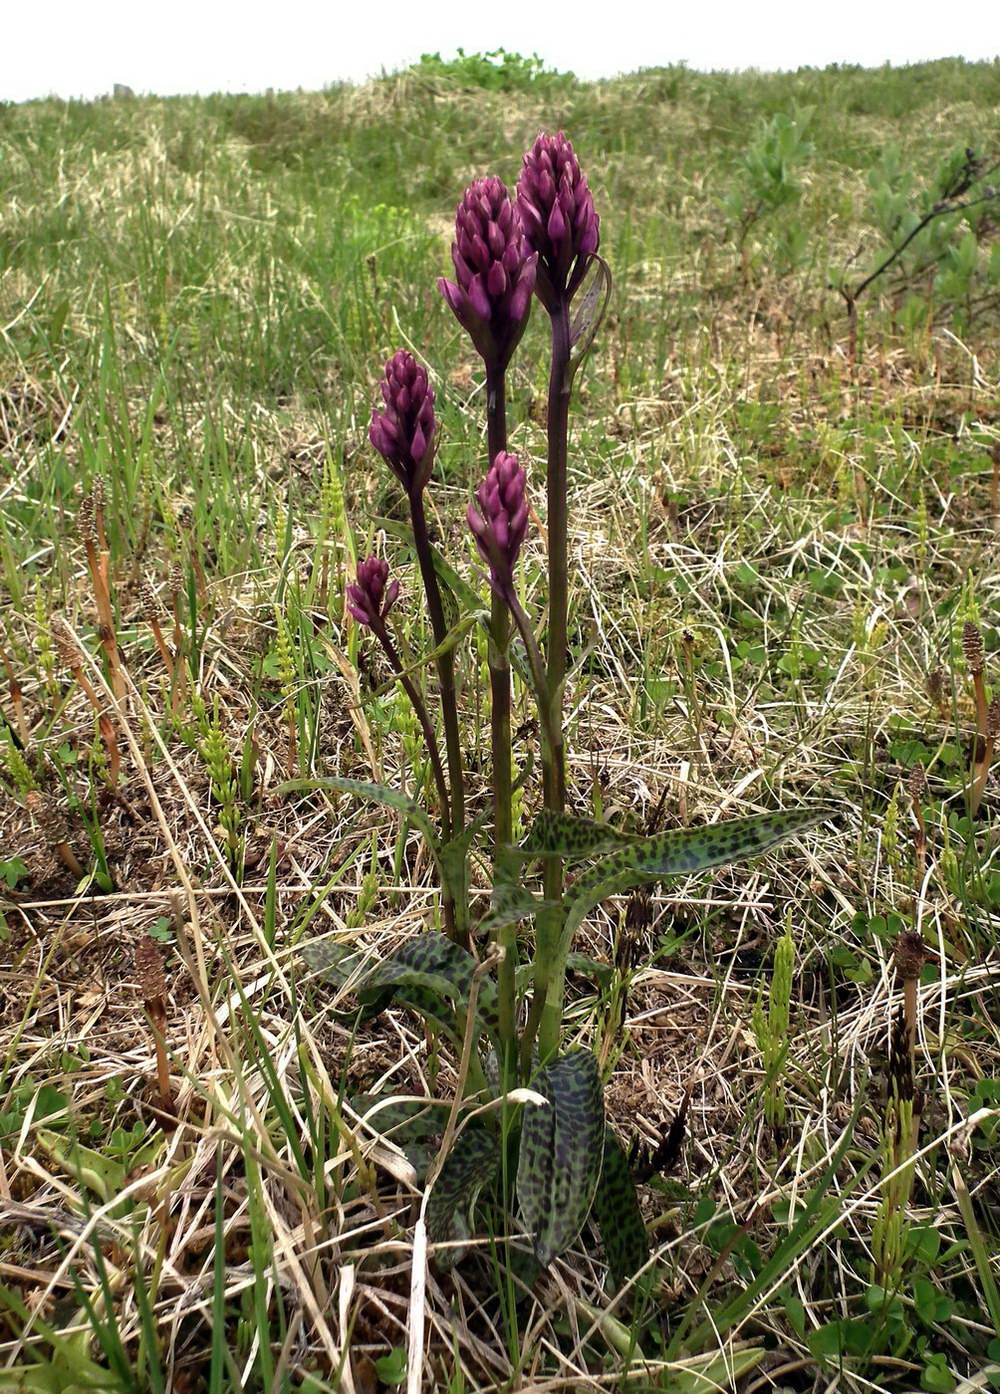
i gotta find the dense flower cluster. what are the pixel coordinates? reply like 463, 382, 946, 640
368, 350, 436, 495
439, 176, 537, 371
516, 132, 599, 309
467, 451, 529, 592
346, 556, 400, 628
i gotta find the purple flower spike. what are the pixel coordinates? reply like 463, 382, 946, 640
347, 555, 400, 628
438, 176, 537, 373
516, 132, 600, 310
468, 451, 530, 593
369, 351, 436, 495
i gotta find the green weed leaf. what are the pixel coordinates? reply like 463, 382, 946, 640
568, 254, 613, 374
659, 1349, 767, 1392
590, 1127, 648, 1288
517, 1049, 605, 1267
427, 1128, 501, 1267
274, 777, 441, 860
369, 612, 485, 695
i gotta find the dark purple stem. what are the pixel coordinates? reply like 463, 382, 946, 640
532, 294, 573, 1063
369, 615, 457, 943
485, 363, 518, 1082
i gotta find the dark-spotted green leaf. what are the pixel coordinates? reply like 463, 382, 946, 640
300, 940, 397, 1023
478, 882, 555, 937
591, 1127, 648, 1289
515, 809, 639, 862
366, 933, 500, 1036
426, 1128, 501, 1267
565, 951, 615, 989
517, 1049, 605, 1267
302, 933, 497, 1039
560, 807, 827, 953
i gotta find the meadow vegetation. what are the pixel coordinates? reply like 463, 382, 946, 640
1, 52, 1000, 1393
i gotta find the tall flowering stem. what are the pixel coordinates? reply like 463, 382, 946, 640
347, 557, 459, 941
440, 175, 536, 864
517, 132, 600, 1063
370, 353, 468, 946
442, 177, 536, 1063
468, 451, 555, 1080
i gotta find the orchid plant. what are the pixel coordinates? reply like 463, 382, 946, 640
293, 135, 824, 1284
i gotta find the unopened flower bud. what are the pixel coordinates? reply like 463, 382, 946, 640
346, 556, 400, 629
139, 579, 161, 620
516, 131, 600, 310
467, 451, 529, 593
77, 495, 97, 548
369, 351, 436, 495
439, 176, 536, 372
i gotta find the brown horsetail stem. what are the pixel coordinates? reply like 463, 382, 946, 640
970, 694, 1000, 817
52, 616, 102, 711
135, 935, 177, 1128
908, 761, 927, 879
79, 482, 125, 701
25, 789, 84, 879
139, 577, 177, 684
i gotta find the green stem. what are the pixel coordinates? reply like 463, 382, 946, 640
485, 365, 517, 1083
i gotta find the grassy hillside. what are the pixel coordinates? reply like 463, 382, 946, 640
2, 56, 1000, 1393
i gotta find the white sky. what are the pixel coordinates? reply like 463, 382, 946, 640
3, 0, 998, 103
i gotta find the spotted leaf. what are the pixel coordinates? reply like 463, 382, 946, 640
516, 1049, 605, 1267
426, 1128, 501, 1267
515, 808, 639, 862
560, 807, 827, 956
590, 1127, 648, 1289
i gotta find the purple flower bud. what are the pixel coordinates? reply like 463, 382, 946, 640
468, 451, 530, 593
346, 555, 400, 628
516, 132, 600, 310
369, 351, 436, 495
438, 176, 537, 373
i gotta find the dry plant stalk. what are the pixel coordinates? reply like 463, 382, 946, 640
990, 441, 1000, 535
135, 934, 177, 1128
25, 790, 84, 879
